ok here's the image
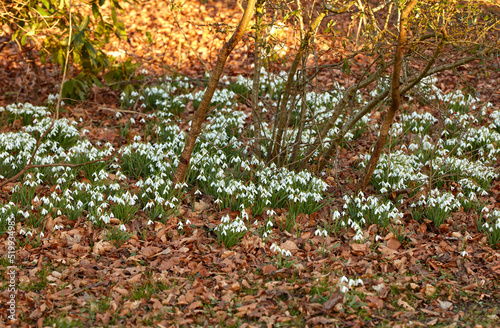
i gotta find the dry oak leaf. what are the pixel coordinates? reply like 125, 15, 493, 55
112, 286, 130, 297
306, 316, 336, 325
387, 238, 401, 250
280, 240, 299, 251
378, 245, 398, 257
92, 240, 115, 255
422, 284, 437, 298
351, 242, 369, 255
194, 200, 210, 212
141, 246, 162, 258
366, 296, 384, 309
187, 301, 202, 311
262, 264, 277, 275
236, 303, 258, 317
127, 273, 142, 284
323, 290, 344, 311
397, 299, 415, 312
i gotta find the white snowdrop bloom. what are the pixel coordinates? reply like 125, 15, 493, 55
270, 243, 278, 253
460, 250, 468, 257
26, 231, 33, 237
40, 232, 45, 237
355, 278, 363, 286
119, 224, 126, 231
340, 276, 348, 284
340, 286, 349, 294
315, 228, 327, 237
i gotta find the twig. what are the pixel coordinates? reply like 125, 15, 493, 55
98, 106, 148, 116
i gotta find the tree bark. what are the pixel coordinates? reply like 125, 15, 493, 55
358, 0, 418, 192
252, 0, 266, 159
172, 0, 257, 185
268, 9, 327, 164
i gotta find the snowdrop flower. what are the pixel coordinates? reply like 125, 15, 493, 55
340, 276, 348, 284
460, 250, 468, 257
270, 243, 279, 252
147, 220, 153, 225
340, 285, 349, 293
119, 224, 126, 231
315, 228, 327, 237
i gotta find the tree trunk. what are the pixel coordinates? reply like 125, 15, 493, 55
172, 0, 257, 185
358, 0, 418, 192
268, 9, 327, 164
252, 0, 266, 159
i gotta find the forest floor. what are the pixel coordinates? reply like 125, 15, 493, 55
1, 1, 500, 327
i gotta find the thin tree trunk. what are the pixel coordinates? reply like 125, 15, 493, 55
268, 9, 327, 163
252, 0, 266, 159
172, 0, 257, 185
358, 0, 418, 192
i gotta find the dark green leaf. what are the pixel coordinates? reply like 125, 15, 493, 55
92, 3, 100, 20
84, 42, 97, 59
79, 15, 90, 31
111, 4, 117, 24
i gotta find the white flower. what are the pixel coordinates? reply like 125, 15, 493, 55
119, 224, 126, 231
315, 228, 327, 237
460, 250, 468, 257
340, 285, 349, 293
147, 220, 153, 225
